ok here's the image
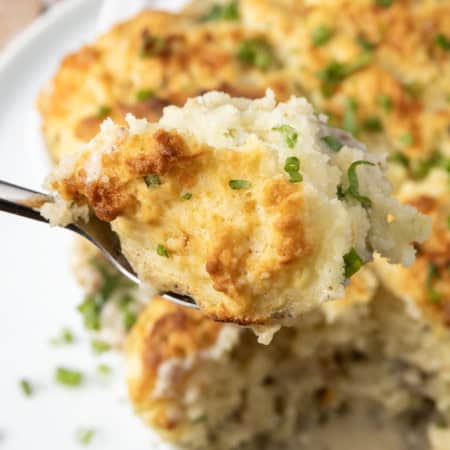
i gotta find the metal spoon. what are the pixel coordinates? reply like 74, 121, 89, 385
0, 179, 198, 309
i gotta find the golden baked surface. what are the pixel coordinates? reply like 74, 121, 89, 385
39, 0, 450, 170
38, 9, 296, 162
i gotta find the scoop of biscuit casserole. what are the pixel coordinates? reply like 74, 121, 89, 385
41, 90, 430, 331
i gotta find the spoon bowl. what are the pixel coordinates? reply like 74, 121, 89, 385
0, 179, 199, 309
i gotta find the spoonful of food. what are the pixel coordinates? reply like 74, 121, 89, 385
0, 179, 199, 309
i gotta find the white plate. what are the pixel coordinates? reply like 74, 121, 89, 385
0, 1, 177, 448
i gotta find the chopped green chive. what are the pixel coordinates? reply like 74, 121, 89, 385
19, 379, 33, 397
399, 133, 414, 146
317, 53, 372, 89
362, 116, 383, 132
375, 0, 393, 7
144, 174, 161, 186
435, 34, 450, 51
377, 94, 393, 112
91, 340, 110, 355
50, 328, 74, 346
118, 294, 135, 311
157, 244, 169, 257
77, 261, 133, 332
201, 1, 239, 21
97, 364, 111, 375
434, 417, 448, 429
78, 297, 101, 331
75, 428, 96, 446
317, 61, 348, 85
237, 38, 275, 70
321, 135, 343, 152
344, 160, 375, 208
426, 262, 441, 303
336, 184, 346, 200
229, 179, 251, 189
343, 98, 358, 135
343, 248, 363, 278
447, 216, 450, 230
403, 82, 422, 98
311, 26, 332, 46
410, 151, 446, 180
388, 152, 410, 168
272, 124, 298, 148
192, 415, 207, 424
123, 310, 137, 331
357, 36, 376, 52
97, 106, 111, 118
55, 367, 83, 387
224, 128, 236, 138
284, 156, 303, 183
140, 31, 165, 57
181, 192, 193, 200
136, 89, 154, 102
284, 157, 300, 172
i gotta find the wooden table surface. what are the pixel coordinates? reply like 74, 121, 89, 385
0, 0, 61, 48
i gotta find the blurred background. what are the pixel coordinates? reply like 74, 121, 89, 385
0, 0, 60, 48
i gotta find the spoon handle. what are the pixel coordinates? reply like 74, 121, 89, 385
0, 179, 52, 224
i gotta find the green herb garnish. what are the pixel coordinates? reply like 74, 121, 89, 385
97, 364, 111, 375
144, 174, 161, 186
284, 156, 303, 183
311, 26, 332, 46
272, 124, 298, 148
336, 184, 346, 200
343, 248, 363, 278
435, 34, 450, 51
123, 310, 137, 331
426, 262, 441, 303
118, 294, 135, 311
75, 428, 96, 446
136, 89, 154, 102
201, 1, 239, 21
403, 82, 422, 98
317, 61, 348, 85
140, 30, 165, 57
224, 128, 236, 138
192, 415, 207, 424
375, 0, 393, 7
388, 152, 410, 168
343, 98, 358, 135
181, 192, 193, 200
50, 328, 74, 346
321, 135, 343, 152
97, 106, 111, 118
362, 116, 383, 132
78, 297, 101, 331
229, 179, 251, 189
399, 133, 414, 146
19, 379, 33, 397
377, 94, 393, 112
447, 216, 450, 230
77, 261, 133, 331
157, 244, 169, 257
342, 160, 375, 208
317, 52, 372, 88
410, 151, 446, 180
91, 340, 110, 355
55, 367, 83, 387
237, 38, 275, 70
357, 36, 376, 52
